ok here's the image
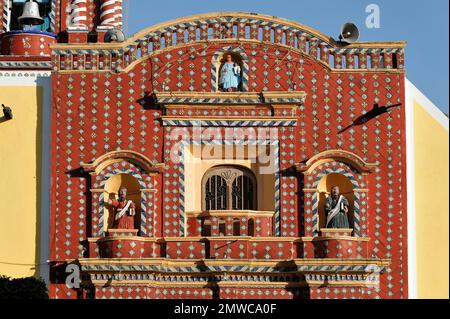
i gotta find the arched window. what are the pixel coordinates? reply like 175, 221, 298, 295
202, 166, 256, 211
232, 175, 254, 210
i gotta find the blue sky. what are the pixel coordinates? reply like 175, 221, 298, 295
125, 0, 449, 114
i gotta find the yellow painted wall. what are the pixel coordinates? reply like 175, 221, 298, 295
0, 86, 42, 278
413, 101, 449, 299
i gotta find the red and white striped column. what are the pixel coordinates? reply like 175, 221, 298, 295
114, 0, 123, 28
98, 0, 121, 29
67, 0, 88, 30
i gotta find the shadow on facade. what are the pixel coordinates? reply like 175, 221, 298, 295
66, 167, 92, 257
137, 91, 161, 110
281, 166, 306, 238
274, 260, 310, 299
195, 260, 220, 299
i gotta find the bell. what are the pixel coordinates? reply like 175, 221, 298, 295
18, 0, 44, 26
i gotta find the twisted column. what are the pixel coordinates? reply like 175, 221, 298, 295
114, 0, 123, 28
99, 0, 117, 28
3, 0, 12, 32
67, 0, 87, 29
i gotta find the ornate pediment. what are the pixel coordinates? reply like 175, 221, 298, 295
81, 150, 165, 175
296, 149, 379, 175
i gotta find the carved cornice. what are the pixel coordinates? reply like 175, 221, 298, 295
80, 278, 380, 288
75, 257, 390, 287
77, 257, 390, 273
85, 236, 371, 243
161, 117, 298, 127
154, 91, 307, 106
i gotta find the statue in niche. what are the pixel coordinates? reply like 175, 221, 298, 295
325, 186, 350, 229
108, 187, 136, 229
219, 54, 241, 92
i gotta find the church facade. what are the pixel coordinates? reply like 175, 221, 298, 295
0, 1, 448, 299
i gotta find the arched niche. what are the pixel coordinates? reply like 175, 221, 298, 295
211, 46, 249, 92
296, 150, 378, 237
104, 173, 141, 231
317, 173, 355, 230
81, 150, 164, 238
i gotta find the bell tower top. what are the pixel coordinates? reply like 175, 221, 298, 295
0, 0, 125, 43
62, 0, 124, 43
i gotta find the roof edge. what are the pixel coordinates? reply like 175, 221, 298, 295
51, 11, 407, 50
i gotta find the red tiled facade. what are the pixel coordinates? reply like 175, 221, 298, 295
1, 1, 408, 299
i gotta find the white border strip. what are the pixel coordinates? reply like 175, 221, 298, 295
406, 79, 449, 131
0, 71, 52, 86
405, 78, 417, 299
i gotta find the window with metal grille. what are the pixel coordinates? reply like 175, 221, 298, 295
204, 175, 228, 210
202, 166, 256, 211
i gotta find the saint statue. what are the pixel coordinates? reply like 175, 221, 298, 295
108, 187, 136, 229
325, 186, 350, 229
219, 54, 241, 92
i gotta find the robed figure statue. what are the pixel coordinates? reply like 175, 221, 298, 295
219, 54, 241, 92
108, 187, 136, 229
325, 186, 350, 229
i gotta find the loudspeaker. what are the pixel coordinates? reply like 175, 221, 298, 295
339, 22, 360, 44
